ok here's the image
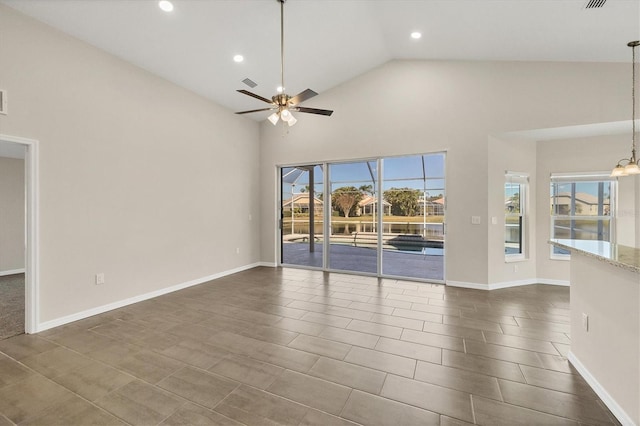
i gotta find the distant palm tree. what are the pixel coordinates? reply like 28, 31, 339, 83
301, 185, 322, 201
359, 184, 374, 196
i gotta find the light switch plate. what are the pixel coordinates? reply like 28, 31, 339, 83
471, 216, 481, 225
582, 313, 589, 331
95, 273, 105, 285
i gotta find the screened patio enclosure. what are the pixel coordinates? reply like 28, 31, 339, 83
280, 153, 446, 282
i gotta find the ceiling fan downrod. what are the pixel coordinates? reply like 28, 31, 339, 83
280, 0, 286, 95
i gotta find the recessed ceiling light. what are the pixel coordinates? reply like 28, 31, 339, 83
411, 31, 422, 40
158, 1, 174, 12
233, 55, 244, 63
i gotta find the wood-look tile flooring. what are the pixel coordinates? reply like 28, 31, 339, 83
0, 267, 619, 425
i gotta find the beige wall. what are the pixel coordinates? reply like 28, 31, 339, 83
0, 5, 260, 324
488, 133, 638, 285
259, 60, 630, 285
636, 175, 640, 246
535, 135, 635, 282
0, 157, 25, 272
569, 252, 639, 425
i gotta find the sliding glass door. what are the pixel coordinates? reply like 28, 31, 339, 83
381, 154, 445, 280
279, 153, 445, 282
328, 161, 378, 274
280, 165, 324, 268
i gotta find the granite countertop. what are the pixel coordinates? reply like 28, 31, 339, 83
549, 239, 640, 274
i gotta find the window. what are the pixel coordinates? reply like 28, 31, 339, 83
505, 172, 528, 260
550, 173, 615, 258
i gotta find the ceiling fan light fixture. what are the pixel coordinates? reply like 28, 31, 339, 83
268, 113, 280, 125
287, 115, 297, 126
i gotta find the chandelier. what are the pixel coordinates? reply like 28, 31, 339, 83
611, 40, 640, 177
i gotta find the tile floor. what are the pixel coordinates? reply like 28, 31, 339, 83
0, 267, 620, 425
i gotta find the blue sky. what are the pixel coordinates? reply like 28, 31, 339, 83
282, 154, 446, 197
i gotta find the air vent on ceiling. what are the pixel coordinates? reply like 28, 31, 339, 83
0, 90, 6, 115
584, 0, 606, 9
242, 78, 257, 88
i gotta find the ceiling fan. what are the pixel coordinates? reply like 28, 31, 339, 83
235, 0, 333, 126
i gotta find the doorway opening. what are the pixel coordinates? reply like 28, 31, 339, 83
0, 134, 39, 337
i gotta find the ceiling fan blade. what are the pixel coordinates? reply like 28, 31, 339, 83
235, 107, 277, 115
237, 89, 274, 104
295, 106, 334, 116
289, 89, 318, 106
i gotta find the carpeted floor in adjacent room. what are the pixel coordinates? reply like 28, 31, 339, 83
0, 273, 24, 340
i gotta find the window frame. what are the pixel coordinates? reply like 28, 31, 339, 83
549, 172, 616, 260
505, 172, 529, 262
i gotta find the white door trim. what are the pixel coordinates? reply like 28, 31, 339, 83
0, 134, 39, 334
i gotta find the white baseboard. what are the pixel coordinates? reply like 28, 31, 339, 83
257, 261, 277, 267
568, 351, 636, 426
0, 268, 25, 277
447, 278, 570, 290
446, 280, 491, 290
537, 278, 570, 286
36, 262, 263, 333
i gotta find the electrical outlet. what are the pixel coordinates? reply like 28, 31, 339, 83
248, 214, 252, 221
236, 247, 240, 254
582, 313, 589, 332
513, 264, 518, 272
95, 273, 105, 285
491, 216, 498, 225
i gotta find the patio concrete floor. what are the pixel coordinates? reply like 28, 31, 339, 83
282, 242, 444, 281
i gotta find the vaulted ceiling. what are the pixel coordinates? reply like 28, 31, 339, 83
2, 0, 639, 120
